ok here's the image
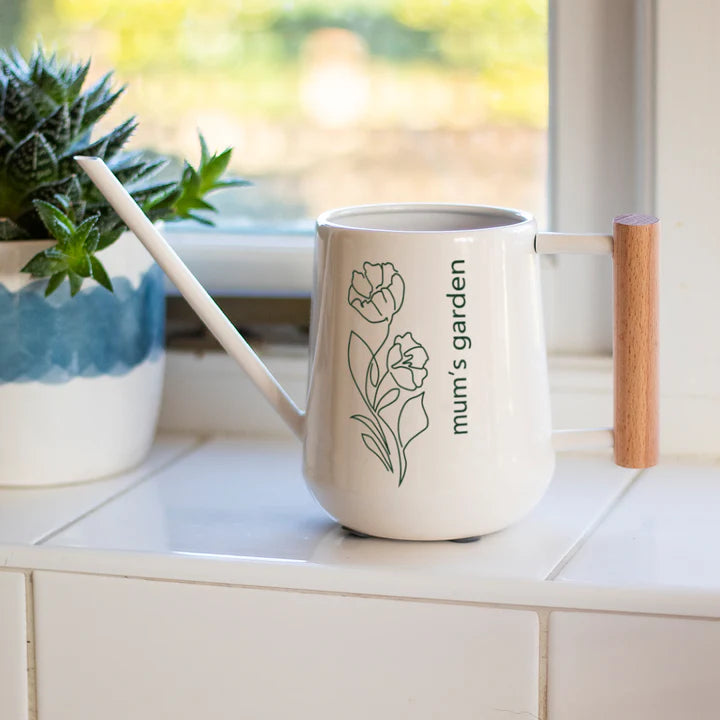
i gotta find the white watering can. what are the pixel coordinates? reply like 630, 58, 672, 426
77, 157, 658, 542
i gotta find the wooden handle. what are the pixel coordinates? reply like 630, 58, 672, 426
613, 214, 659, 468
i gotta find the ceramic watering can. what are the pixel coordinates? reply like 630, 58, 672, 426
78, 157, 659, 542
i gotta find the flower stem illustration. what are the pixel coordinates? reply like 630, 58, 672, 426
347, 262, 429, 486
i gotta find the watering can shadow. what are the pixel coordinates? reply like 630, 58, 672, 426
76, 156, 659, 542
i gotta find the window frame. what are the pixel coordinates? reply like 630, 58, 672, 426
544, 0, 655, 355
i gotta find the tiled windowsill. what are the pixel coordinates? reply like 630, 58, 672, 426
3, 435, 720, 720
1, 435, 719, 617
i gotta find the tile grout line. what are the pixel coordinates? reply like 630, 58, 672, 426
544, 468, 646, 581
24, 571, 38, 720
33, 436, 210, 547
537, 609, 549, 720
25, 564, 720, 621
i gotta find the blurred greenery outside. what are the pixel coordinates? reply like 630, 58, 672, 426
3, 0, 548, 228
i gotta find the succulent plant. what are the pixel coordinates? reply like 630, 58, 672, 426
0, 46, 248, 294
22, 198, 114, 297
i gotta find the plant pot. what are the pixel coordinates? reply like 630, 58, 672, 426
0, 232, 166, 486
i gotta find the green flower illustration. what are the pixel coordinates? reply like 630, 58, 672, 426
387, 333, 428, 390
347, 261, 429, 486
348, 262, 405, 323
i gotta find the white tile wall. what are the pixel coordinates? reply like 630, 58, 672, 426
34, 571, 539, 720
0, 571, 28, 720
548, 611, 720, 720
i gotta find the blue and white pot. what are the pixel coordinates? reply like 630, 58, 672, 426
0, 232, 165, 486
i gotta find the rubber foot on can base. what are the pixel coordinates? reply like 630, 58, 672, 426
449, 535, 482, 543
341, 526, 482, 543
341, 525, 373, 539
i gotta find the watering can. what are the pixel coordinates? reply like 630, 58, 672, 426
77, 157, 658, 542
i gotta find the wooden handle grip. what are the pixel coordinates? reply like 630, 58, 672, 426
613, 214, 659, 468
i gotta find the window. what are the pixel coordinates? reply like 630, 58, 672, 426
11, 0, 548, 227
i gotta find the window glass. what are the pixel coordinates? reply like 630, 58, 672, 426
10, 0, 548, 228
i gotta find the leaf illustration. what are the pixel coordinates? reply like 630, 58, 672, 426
365, 355, 380, 401
361, 434, 392, 472
376, 387, 400, 413
348, 330, 373, 405
398, 392, 430, 448
351, 414, 390, 462
397, 392, 430, 485
369, 356, 379, 387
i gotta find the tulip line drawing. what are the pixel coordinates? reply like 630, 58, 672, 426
347, 261, 430, 485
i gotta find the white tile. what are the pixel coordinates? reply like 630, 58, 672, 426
548, 611, 720, 720
34, 571, 538, 720
46, 437, 330, 560
0, 571, 28, 720
557, 462, 720, 588
0, 436, 196, 545
46, 438, 637, 581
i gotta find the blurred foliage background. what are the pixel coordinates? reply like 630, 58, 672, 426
4, 0, 548, 225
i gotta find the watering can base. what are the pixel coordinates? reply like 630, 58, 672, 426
341, 525, 482, 543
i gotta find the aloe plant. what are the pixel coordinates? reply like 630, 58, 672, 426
0, 46, 248, 294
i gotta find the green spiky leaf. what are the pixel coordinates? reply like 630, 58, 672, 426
68, 92, 87, 139
169, 134, 250, 223
2, 74, 37, 136
129, 180, 178, 204
66, 60, 90, 101
83, 71, 112, 107
68, 270, 82, 296
199, 133, 210, 165
70, 215, 99, 251
111, 155, 166, 185
32, 199, 73, 240
90, 255, 112, 291
51, 193, 71, 215
184, 212, 214, 226
22, 250, 68, 276
211, 178, 252, 190
34, 103, 71, 148
79, 86, 124, 132
33, 62, 67, 105
99, 117, 136, 160
21, 174, 82, 212
44, 271, 67, 296
200, 147, 232, 191
6, 132, 58, 187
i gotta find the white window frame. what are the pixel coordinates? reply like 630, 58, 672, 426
546, 0, 655, 356
163, 0, 720, 457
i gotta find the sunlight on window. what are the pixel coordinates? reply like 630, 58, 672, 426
13, 0, 548, 226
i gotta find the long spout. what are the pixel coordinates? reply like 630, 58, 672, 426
75, 156, 306, 441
